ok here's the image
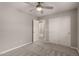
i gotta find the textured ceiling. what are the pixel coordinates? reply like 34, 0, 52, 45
0, 2, 79, 17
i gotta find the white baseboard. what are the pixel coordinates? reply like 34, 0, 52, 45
0, 42, 32, 55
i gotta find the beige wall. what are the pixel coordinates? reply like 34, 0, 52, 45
42, 9, 77, 47
0, 5, 35, 53
71, 9, 77, 47
77, 7, 79, 48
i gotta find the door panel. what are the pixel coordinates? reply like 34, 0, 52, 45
33, 20, 39, 42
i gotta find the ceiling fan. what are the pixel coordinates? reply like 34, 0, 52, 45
25, 2, 53, 14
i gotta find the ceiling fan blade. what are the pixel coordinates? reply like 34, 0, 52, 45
42, 6, 53, 9
30, 8, 36, 12
24, 2, 35, 7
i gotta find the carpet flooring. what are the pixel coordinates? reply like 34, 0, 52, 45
0, 40, 78, 56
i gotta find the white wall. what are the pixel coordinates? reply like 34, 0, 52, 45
42, 9, 77, 47
0, 5, 34, 53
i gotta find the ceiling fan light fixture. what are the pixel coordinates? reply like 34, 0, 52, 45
36, 6, 42, 11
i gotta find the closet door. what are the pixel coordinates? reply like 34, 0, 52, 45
49, 16, 71, 46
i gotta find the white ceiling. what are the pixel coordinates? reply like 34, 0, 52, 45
0, 2, 79, 17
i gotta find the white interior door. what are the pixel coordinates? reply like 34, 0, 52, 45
33, 19, 46, 42
39, 20, 46, 40
33, 20, 39, 42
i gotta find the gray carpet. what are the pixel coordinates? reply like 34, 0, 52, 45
0, 40, 78, 56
